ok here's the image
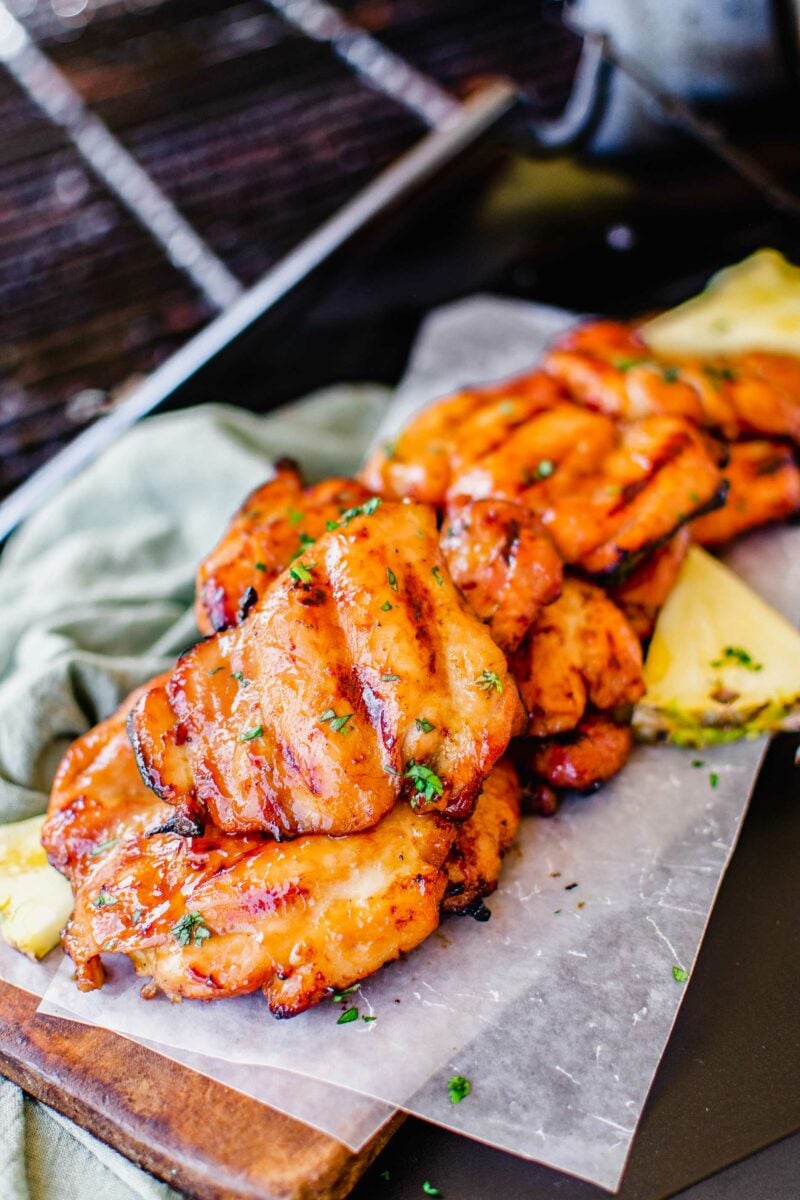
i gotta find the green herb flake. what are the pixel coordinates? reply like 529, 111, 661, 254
287, 508, 304, 526
476, 669, 504, 695
615, 357, 647, 372
208, 666, 224, 676
326, 519, 340, 532
447, 1074, 471, 1104
340, 497, 382, 524
380, 1170, 391, 1181
415, 717, 435, 733
382, 674, 400, 682
387, 568, 399, 592
93, 889, 118, 908
362, 1014, 377, 1023
238, 725, 263, 742
254, 561, 267, 571
689, 490, 700, 503
337, 1006, 359, 1025
172, 911, 211, 947
534, 459, 554, 479
131, 908, 143, 926
709, 772, 719, 789
319, 708, 353, 734
672, 965, 689, 984
381, 601, 393, 612
431, 565, 444, 587
231, 672, 250, 687
691, 759, 704, 768
404, 759, 444, 804
710, 645, 763, 672
384, 764, 400, 777
90, 838, 117, 857
422, 1184, 442, 1197
289, 561, 313, 584
331, 983, 360, 1002
661, 366, 680, 383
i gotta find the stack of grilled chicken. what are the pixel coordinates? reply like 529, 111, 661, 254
42, 319, 800, 1015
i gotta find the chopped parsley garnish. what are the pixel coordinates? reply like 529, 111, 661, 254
382, 674, 400, 682
704, 364, 737, 385
672, 965, 689, 984
387, 568, 398, 592
447, 1074, 471, 1104
710, 645, 763, 672
709, 772, 719, 789
93, 889, 118, 908
336, 1006, 359, 1025
331, 983, 360, 1002
422, 1184, 442, 1197
534, 459, 554, 479
238, 725, 263, 742
381, 601, 393, 612
287, 508, 304, 526
415, 717, 435, 733
290, 532, 316, 560
661, 366, 680, 383
172, 911, 211, 947
615, 357, 647, 371
380, 1170, 391, 1181
384, 764, 401, 776
689, 490, 700, 503
362, 1015, 377, 1023
254, 561, 267, 571
431, 565, 444, 587
476, 669, 504, 694
691, 759, 704, 768
320, 708, 353, 734
404, 760, 444, 804
208, 666, 224, 676
90, 838, 117, 857
289, 561, 314, 584
231, 672, 250, 687
327, 497, 383, 532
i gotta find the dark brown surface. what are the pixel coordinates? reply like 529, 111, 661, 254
0, 980, 402, 1200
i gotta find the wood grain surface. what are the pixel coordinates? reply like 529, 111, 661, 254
0, 981, 402, 1200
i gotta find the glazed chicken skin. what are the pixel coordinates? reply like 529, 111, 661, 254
196, 460, 373, 635
544, 320, 800, 443
691, 440, 800, 546
42, 676, 170, 890
362, 383, 723, 581
442, 757, 521, 913
441, 498, 563, 653
525, 714, 633, 793
361, 371, 569, 505
132, 501, 524, 838
46, 685, 520, 1012
609, 529, 691, 641
510, 578, 645, 739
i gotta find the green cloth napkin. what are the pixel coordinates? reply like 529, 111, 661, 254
0, 387, 389, 1199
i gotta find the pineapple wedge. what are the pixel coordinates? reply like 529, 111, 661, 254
0, 814, 73, 959
641, 249, 800, 357
634, 546, 800, 746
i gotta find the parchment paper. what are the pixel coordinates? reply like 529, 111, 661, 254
38, 297, 800, 1192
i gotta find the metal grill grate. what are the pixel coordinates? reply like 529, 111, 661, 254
0, 0, 581, 498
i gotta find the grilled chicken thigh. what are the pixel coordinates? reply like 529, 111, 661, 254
196, 461, 373, 635
362, 386, 723, 582
691, 440, 800, 546
544, 320, 800, 443
132, 501, 524, 837
45, 686, 520, 1013
609, 529, 691, 641
510, 578, 645, 739
440, 498, 563, 653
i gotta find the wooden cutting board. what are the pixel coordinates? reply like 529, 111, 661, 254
0, 980, 402, 1200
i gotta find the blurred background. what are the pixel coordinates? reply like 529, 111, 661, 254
1, 0, 799, 506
